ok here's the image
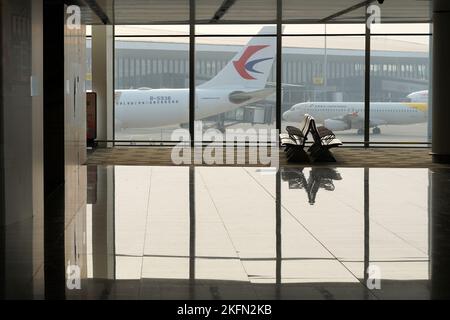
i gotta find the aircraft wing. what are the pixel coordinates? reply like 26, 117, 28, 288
321, 112, 364, 130
330, 112, 363, 126
267, 82, 305, 88
327, 112, 387, 128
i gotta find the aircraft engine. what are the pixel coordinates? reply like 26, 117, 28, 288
323, 119, 350, 131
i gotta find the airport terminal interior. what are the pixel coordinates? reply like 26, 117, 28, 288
2, 0, 450, 300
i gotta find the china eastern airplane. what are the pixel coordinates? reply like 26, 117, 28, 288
283, 90, 428, 135
115, 27, 276, 129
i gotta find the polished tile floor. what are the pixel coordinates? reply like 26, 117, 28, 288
4, 165, 450, 299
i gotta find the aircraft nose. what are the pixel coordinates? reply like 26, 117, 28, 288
283, 110, 291, 121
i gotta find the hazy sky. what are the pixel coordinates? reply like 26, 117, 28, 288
88, 23, 430, 36
87, 23, 430, 50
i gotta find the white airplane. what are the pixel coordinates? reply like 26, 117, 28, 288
407, 90, 428, 103
115, 27, 276, 130
283, 93, 428, 135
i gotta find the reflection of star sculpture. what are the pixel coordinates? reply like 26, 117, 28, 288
281, 168, 343, 205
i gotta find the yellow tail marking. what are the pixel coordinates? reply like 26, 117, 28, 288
405, 103, 428, 112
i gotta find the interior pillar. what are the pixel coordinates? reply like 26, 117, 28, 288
431, 0, 450, 163
92, 25, 114, 147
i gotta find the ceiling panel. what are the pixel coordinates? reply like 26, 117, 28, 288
376, 0, 431, 23
83, 0, 431, 25
196, 0, 223, 22
212, 0, 277, 23
114, 0, 190, 24
79, 0, 114, 25
283, 0, 363, 22
284, 0, 431, 24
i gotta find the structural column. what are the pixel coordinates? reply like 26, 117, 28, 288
432, 0, 450, 163
92, 25, 114, 146
91, 166, 115, 280
0, 0, 44, 299
43, 0, 66, 299
429, 169, 450, 299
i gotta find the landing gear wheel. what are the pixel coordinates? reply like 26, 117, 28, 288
357, 128, 364, 135
373, 127, 381, 135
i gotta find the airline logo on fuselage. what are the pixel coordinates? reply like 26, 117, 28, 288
233, 45, 273, 80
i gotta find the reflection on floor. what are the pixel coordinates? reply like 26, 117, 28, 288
87, 147, 443, 168
3, 166, 450, 299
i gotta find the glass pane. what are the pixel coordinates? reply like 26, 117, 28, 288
115, 25, 189, 36
114, 36, 189, 143
283, 24, 365, 35
370, 35, 430, 143
283, 24, 326, 35
86, 38, 92, 91
370, 23, 431, 35
196, 24, 276, 35
282, 36, 365, 144
86, 26, 92, 92
195, 30, 277, 145
325, 24, 365, 34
